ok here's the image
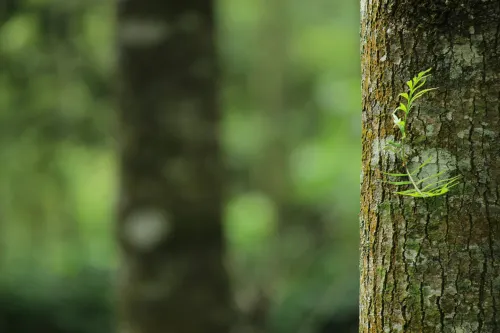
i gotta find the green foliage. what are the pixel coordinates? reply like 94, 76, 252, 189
384, 69, 460, 197
0, 268, 112, 333
226, 192, 277, 251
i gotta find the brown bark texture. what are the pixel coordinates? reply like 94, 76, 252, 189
360, 0, 500, 332
115, 1, 234, 333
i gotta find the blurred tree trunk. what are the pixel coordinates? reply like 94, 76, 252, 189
360, 0, 500, 332
116, 1, 234, 333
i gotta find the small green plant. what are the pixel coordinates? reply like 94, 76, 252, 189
383, 68, 461, 197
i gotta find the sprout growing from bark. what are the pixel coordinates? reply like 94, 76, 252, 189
383, 68, 461, 197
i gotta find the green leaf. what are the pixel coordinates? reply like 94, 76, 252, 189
399, 92, 409, 101
395, 189, 422, 197
415, 170, 448, 184
412, 88, 437, 101
386, 141, 401, 148
385, 180, 412, 185
381, 171, 408, 177
413, 80, 427, 91
397, 121, 406, 134
397, 103, 408, 113
408, 157, 433, 175
420, 175, 461, 191
417, 68, 433, 78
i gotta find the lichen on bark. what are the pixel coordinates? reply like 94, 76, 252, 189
360, 0, 500, 332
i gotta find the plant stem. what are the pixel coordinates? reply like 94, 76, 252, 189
405, 165, 426, 197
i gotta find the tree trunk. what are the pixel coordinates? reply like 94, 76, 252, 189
115, 1, 234, 333
360, 0, 500, 332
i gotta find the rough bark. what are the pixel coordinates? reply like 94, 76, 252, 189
115, 1, 234, 333
360, 0, 500, 332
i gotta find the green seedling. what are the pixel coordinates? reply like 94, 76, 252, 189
383, 68, 461, 198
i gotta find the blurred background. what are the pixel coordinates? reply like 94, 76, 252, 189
0, 0, 360, 332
